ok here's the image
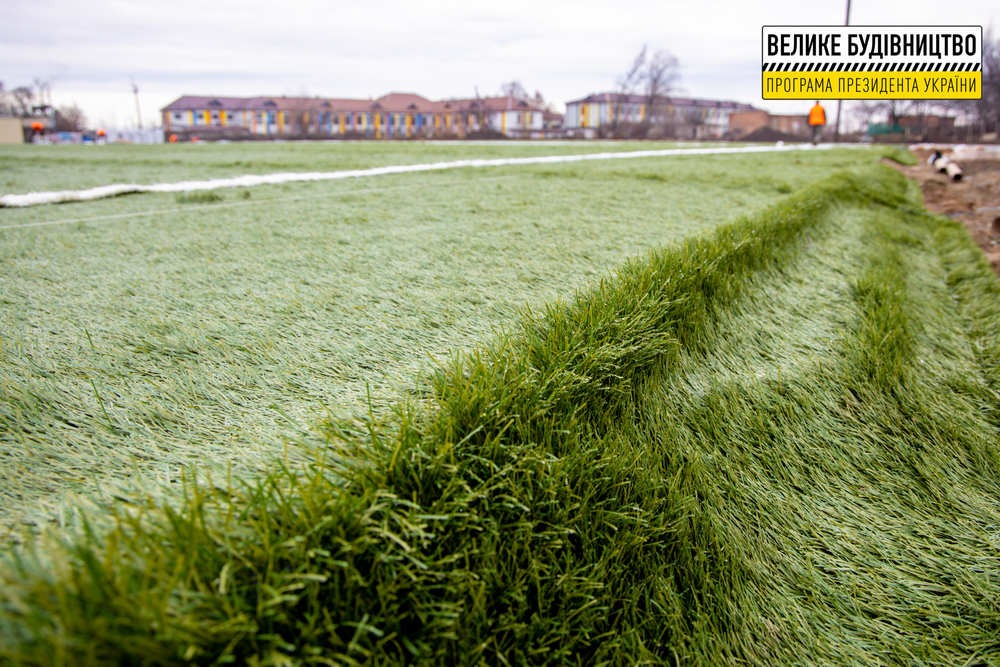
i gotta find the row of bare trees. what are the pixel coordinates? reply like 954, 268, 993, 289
0, 80, 48, 117
0, 79, 88, 131
850, 29, 999, 141
949, 28, 1000, 137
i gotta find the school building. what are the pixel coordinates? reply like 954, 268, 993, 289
564, 93, 757, 139
161, 93, 548, 140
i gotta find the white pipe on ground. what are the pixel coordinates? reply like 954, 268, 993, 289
928, 151, 963, 181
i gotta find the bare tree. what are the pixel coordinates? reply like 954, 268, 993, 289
978, 27, 1000, 135
55, 104, 87, 132
470, 86, 498, 135
499, 80, 529, 103
610, 46, 647, 136
0, 81, 56, 117
530, 90, 557, 114
490, 82, 555, 137
0, 82, 13, 116
10, 86, 34, 116
643, 50, 680, 135
279, 89, 316, 136
941, 97, 978, 137
927, 29, 999, 139
852, 99, 913, 132
33, 78, 51, 110
852, 100, 882, 127
289, 98, 312, 135
497, 81, 554, 112
855, 99, 954, 138
682, 107, 706, 139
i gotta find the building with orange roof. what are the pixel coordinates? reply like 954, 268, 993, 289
564, 93, 757, 139
160, 93, 550, 140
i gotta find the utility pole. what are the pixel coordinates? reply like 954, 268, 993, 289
132, 80, 143, 129
834, 0, 851, 142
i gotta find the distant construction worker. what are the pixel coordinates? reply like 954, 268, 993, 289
808, 101, 826, 145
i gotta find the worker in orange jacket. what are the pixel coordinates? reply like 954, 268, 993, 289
809, 101, 826, 145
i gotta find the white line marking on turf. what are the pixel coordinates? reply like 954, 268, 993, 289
0, 176, 515, 231
0, 144, 837, 209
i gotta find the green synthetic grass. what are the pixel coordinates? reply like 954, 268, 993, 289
175, 190, 225, 204
0, 141, 733, 195
4, 161, 1000, 665
879, 145, 920, 166
0, 148, 870, 534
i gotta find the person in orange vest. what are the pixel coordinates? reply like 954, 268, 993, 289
808, 101, 826, 145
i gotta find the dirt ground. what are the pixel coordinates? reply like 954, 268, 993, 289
886, 145, 1000, 275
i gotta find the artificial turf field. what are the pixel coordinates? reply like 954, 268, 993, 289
2, 142, 1000, 665
0, 141, 830, 531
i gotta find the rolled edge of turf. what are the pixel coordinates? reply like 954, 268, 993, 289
931, 210, 1000, 419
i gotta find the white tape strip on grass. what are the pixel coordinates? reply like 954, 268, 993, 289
0, 176, 513, 231
0, 144, 835, 208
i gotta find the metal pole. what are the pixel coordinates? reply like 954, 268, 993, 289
834, 0, 852, 142
132, 82, 143, 130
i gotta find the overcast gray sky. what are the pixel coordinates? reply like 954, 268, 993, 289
1, 0, 996, 129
